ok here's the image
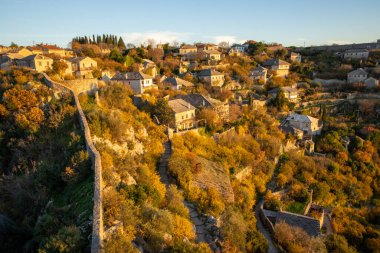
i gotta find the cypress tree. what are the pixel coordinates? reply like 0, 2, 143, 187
118, 37, 126, 49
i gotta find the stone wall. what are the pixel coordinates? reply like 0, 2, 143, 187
42, 74, 103, 253
64, 78, 99, 95
258, 201, 276, 236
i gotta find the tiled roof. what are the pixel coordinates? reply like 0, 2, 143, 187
286, 113, 320, 125
198, 68, 223, 77
348, 68, 367, 76
20, 54, 52, 61
263, 58, 290, 66
263, 209, 321, 236
163, 77, 194, 87
177, 94, 224, 109
112, 71, 153, 80
168, 99, 195, 113
345, 49, 369, 53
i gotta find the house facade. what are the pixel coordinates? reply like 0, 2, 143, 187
269, 86, 299, 103
16, 54, 53, 72
178, 94, 230, 122
364, 77, 379, 88
69, 56, 98, 78
282, 114, 323, 136
250, 65, 268, 83
202, 50, 221, 61
290, 52, 301, 63
198, 69, 225, 87
111, 71, 154, 94
179, 45, 197, 55
347, 68, 368, 83
162, 76, 194, 90
168, 99, 196, 131
344, 49, 369, 60
263, 59, 290, 77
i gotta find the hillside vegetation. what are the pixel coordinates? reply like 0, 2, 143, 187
0, 69, 93, 252
80, 83, 210, 252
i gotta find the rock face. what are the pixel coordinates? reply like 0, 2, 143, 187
190, 156, 235, 203
92, 128, 144, 157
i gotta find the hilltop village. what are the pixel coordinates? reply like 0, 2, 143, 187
0, 36, 380, 253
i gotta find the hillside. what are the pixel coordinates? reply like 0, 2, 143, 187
0, 69, 93, 252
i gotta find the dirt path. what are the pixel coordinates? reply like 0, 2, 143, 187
158, 141, 213, 247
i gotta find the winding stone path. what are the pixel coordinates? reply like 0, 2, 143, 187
255, 200, 279, 253
158, 141, 210, 246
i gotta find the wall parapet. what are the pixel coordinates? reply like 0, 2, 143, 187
42, 74, 103, 253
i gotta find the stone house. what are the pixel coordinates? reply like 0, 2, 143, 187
196, 43, 218, 52
364, 77, 379, 88
263, 58, 290, 77
268, 86, 299, 103
347, 68, 367, 83
39, 44, 67, 57
282, 114, 323, 136
178, 93, 230, 122
139, 59, 158, 77
0, 47, 33, 64
223, 81, 242, 91
68, 56, 98, 78
179, 45, 197, 55
27, 46, 43, 55
198, 69, 225, 87
201, 50, 221, 61
289, 52, 301, 63
16, 54, 53, 72
168, 98, 196, 131
344, 49, 369, 60
228, 44, 245, 56
111, 71, 155, 94
250, 65, 268, 83
161, 76, 194, 90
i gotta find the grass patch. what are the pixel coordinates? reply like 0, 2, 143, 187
53, 174, 94, 222
284, 201, 306, 214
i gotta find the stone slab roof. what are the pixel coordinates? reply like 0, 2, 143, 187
168, 98, 195, 113
263, 209, 321, 236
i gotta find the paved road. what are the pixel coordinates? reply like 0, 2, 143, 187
158, 141, 209, 245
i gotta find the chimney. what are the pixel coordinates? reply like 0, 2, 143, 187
188, 103, 191, 109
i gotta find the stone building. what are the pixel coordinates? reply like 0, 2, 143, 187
16, 54, 53, 72
198, 69, 225, 87
344, 49, 369, 60
263, 58, 290, 77
347, 68, 367, 83
168, 99, 196, 131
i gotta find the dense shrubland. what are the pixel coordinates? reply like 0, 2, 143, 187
168, 107, 285, 252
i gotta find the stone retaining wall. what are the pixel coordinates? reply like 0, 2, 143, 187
258, 201, 275, 236
64, 78, 99, 95
42, 74, 103, 253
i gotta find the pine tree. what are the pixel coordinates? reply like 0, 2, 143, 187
92, 35, 96, 44
84, 36, 89, 44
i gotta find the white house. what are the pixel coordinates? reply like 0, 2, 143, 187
111, 71, 154, 94
347, 68, 367, 83
344, 49, 369, 60
282, 114, 323, 136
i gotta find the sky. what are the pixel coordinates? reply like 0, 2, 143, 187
1, 0, 379, 48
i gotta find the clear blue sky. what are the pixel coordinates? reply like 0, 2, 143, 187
1, 0, 379, 48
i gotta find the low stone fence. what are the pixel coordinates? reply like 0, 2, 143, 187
42, 74, 103, 253
258, 201, 276, 236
